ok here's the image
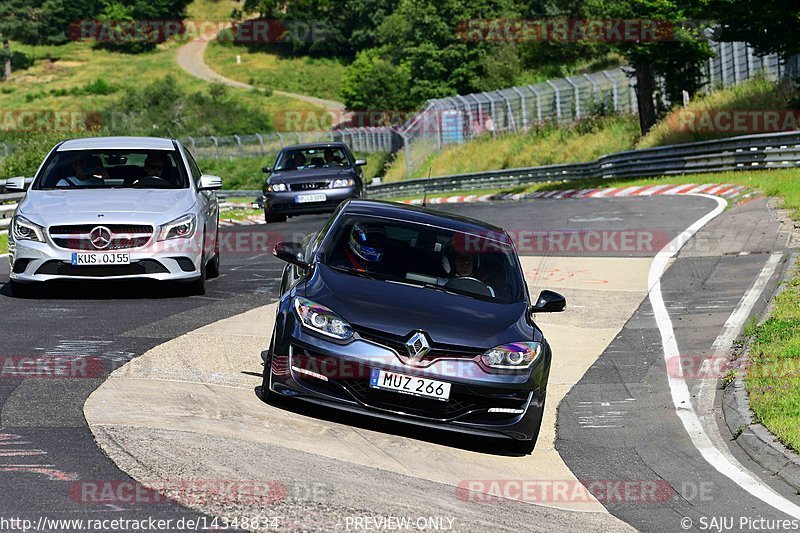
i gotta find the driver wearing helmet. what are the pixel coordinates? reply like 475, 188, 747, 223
345, 222, 387, 272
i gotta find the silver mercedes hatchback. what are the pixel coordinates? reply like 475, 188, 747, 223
6, 137, 222, 297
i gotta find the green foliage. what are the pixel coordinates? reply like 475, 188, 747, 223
706, 0, 800, 58
0, 133, 66, 178
106, 75, 273, 137
341, 49, 414, 111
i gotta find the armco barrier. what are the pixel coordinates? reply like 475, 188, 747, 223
367, 130, 800, 198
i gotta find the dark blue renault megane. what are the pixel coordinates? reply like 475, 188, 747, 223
261, 199, 565, 453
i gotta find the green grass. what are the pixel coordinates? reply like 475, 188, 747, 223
219, 207, 261, 221
0, 40, 323, 130
745, 259, 800, 453
0, 233, 7, 255
186, 0, 239, 20
638, 77, 800, 148
384, 115, 641, 182
205, 41, 346, 104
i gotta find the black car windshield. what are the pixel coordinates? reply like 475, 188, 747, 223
321, 215, 524, 303
275, 147, 349, 171
36, 149, 188, 189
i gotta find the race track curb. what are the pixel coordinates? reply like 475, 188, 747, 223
723, 251, 800, 492
401, 183, 750, 205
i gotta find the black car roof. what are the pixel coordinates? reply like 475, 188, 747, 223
341, 199, 508, 237
278, 142, 349, 152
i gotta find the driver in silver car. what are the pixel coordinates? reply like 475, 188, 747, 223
56, 154, 108, 187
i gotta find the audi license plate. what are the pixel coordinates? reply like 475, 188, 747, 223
71, 252, 130, 266
295, 193, 326, 204
369, 369, 451, 401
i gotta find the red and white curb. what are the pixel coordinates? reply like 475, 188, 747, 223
402, 183, 749, 205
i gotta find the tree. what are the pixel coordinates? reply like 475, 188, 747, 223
341, 48, 414, 111
580, 0, 712, 134
0, 0, 38, 80
704, 0, 800, 57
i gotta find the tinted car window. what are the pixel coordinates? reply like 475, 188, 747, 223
275, 147, 350, 171
321, 215, 523, 303
37, 149, 188, 189
185, 149, 203, 185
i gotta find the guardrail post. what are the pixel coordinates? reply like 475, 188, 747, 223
732, 42, 741, 83
583, 73, 599, 107
234, 135, 243, 157
210, 136, 219, 160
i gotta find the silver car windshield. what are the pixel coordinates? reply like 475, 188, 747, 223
36, 149, 189, 190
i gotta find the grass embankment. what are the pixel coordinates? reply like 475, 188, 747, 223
384, 115, 640, 182
384, 77, 799, 182
206, 41, 346, 104
0, 233, 7, 255
745, 263, 800, 453
0, 41, 321, 122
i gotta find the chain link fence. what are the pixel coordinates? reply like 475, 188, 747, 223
395, 41, 800, 179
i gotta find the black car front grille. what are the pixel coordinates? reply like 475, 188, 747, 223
291, 350, 529, 421
35, 259, 169, 277
289, 181, 329, 191
49, 224, 154, 251
352, 325, 484, 362
49, 224, 153, 235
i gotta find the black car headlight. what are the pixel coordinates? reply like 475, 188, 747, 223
11, 215, 45, 243
330, 178, 355, 188
481, 342, 543, 370
294, 297, 353, 340
268, 183, 288, 192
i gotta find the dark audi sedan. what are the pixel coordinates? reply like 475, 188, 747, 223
262, 142, 366, 222
261, 200, 565, 453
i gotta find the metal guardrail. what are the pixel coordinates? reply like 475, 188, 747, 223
367, 131, 800, 198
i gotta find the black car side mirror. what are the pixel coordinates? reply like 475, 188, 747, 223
530, 290, 566, 313
262, 165, 271, 173
273, 241, 308, 268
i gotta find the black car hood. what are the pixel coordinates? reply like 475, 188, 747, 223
270, 167, 352, 183
303, 264, 536, 348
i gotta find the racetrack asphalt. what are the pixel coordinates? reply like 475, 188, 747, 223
1, 195, 798, 531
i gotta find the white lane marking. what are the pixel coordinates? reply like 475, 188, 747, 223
695, 252, 783, 478
649, 194, 800, 518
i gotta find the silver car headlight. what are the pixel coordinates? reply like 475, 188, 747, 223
158, 213, 196, 241
268, 183, 287, 192
330, 178, 355, 188
294, 297, 353, 340
481, 342, 543, 370
11, 215, 45, 243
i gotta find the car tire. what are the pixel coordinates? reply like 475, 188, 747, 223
264, 210, 286, 224
9, 280, 39, 298
259, 351, 274, 402
187, 236, 207, 295
206, 227, 220, 279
